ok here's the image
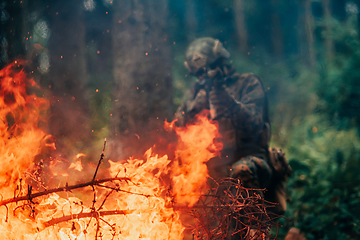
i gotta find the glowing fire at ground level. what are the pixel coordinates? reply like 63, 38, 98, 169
0, 62, 224, 239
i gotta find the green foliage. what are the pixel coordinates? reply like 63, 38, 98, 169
273, 16, 360, 239
317, 15, 360, 127
279, 118, 360, 239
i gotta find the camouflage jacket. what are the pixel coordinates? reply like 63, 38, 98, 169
175, 65, 270, 167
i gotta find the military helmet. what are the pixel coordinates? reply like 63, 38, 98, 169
184, 37, 230, 75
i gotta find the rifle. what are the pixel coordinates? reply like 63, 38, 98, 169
192, 68, 230, 120
193, 68, 228, 97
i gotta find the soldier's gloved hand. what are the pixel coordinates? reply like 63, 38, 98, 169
189, 89, 209, 112
209, 89, 236, 118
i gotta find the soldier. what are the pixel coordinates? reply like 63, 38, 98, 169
175, 37, 292, 239
175, 37, 272, 191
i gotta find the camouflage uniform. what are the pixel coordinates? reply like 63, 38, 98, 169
175, 37, 272, 190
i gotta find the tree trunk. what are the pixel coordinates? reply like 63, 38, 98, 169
233, 0, 248, 53
0, 3, 11, 68
305, 0, 315, 67
271, 0, 284, 58
0, 1, 26, 67
322, 0, 333, 61
47, 0, 90, 155
21, 0, 30, 54
111, 0, 173, 159
298, 0, 315, 68
184, 0, 198, 42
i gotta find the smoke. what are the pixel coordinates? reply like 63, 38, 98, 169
39, 52, 50, 73
34, 20, 51, 40
345, 2, 359, 15
84, 0, 96, 12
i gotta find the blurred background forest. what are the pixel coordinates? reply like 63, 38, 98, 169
1, 0, 360, 239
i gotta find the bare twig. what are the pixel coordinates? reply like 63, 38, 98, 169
95, 212, 100, 240
99, 217, 117, 240
95, 184, 151, 198
43, 209, 135, 228
97, 189, 115, 211
0, 177, 131, 207
93, 139, 106, 181
91, 185, 96, 211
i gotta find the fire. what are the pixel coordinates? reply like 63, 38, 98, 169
0, 62, 49, 193
169, 113, 222, 207
0, 62, 51, 238
0, 62, 222, 239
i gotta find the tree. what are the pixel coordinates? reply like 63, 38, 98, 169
233, 0, 248, 53
298, 0, 315, 67
111, 0, 173, 159
0, 1, 27, 68
271, 0, 284, 58
46, 0, 90, 155
184, 0, 198, 41
322, 0, 334, 61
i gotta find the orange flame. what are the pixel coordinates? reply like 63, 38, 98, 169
0, 62, 223, 239
0, 62, 51, 238
169, 113, 223, 207
0, 62, 50, 193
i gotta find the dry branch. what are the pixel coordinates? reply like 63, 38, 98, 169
92, 139, 106, 181
183, 178, 280, 239
43, 209, 135, 227
0, 177, 131, 206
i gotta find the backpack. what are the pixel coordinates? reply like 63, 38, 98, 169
265, 147, 292, 215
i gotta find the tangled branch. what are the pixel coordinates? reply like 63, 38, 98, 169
183, 178, 280, 240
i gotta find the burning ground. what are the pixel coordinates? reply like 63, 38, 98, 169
0, 62, 223, 239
